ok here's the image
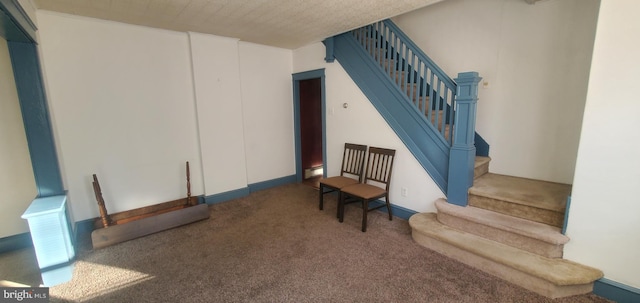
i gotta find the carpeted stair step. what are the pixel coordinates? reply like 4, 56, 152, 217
474, 156, 490, 179
434, 198, 568, 258
409, 213, 603, 299
379, 58, 396, 71
469, 173, 570, 227
387, 66, 421, 85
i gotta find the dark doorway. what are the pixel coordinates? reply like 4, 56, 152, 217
298, 78, 323, 188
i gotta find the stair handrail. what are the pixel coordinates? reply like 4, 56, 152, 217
382, 20, 456, 91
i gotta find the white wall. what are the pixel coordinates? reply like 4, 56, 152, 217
189, 32, 248, 195
37, 11, 203, 221
294, 43, 444, 213
34, 10, 297, 222
392, 0, 599, 184
0, 37, 38, 237
239, 42, 295, 184
565, 0, 640, 289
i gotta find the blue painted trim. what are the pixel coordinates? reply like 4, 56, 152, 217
333, 32, 450, 193
0, 232, 32, 253
293, 81, 302, 181
202, 175, 301, 206
74, 218, 95, 241
447, 72, 481, 206
292, 69, 326, 81
594, 278, 640, 303
380, 20, 490, 157
0, 0, 37, 42
368, 200, 417, 220
0, 6, 29, 42
383, 20, 456, 90
562, 196, 571, 235
248, 174, 297, 192
204, 187, 251, 205
474, 133, 490, 157
447, 148, 475, 205
8, 42, 65, 197
204, 175, 297, 205
323, 37, 335, 63
292, 69, 327, 181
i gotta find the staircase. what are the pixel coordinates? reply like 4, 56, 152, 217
329, 20, 603, 298
329, 20, 488, 197
409, 157, 603, 298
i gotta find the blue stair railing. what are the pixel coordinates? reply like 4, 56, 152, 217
327, 19, 485, 205
352, 20, 457, 144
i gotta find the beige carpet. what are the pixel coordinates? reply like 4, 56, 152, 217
0, 183, 610, 303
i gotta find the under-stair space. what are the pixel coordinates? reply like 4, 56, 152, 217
409, 157, 604, 299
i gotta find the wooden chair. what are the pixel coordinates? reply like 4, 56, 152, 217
318, 143, 367, 218
339, 147, 396, 232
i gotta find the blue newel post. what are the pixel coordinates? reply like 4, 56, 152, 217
447, 72, 482, 206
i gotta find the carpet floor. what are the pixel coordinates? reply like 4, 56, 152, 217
0, 183, 611, 303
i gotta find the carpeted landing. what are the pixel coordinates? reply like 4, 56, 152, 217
0, 183, 611, 303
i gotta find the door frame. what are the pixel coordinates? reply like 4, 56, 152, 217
292, 68, 326, 182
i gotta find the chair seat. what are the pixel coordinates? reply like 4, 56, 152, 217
338, 146, 395, 232
319, 176, 359, 189
341, 183, 386, 200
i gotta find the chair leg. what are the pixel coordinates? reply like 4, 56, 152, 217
385, 194, 393, 221
362, 199, 368, 232
338, 193, 345, 223
318, 184, 324, 210
336, 191, 342, 219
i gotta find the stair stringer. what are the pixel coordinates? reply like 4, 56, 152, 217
333, 33, 450, 193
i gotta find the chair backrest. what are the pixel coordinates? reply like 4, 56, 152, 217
363, 147, 396, 191
340, 143, 368, 182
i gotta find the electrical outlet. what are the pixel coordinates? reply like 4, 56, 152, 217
401, 187, 408, 197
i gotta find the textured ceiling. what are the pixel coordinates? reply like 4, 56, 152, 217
32, 0, 445, 49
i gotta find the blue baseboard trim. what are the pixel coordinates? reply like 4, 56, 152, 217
248, 175, 297, 192
203, 175, 296, 205
594, 278, 640, 303
474, 133, 490, 157
204, 187, 251, 205
74, 218, 95, 240
0, 232, 33, 254
368, 200, 418, 220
